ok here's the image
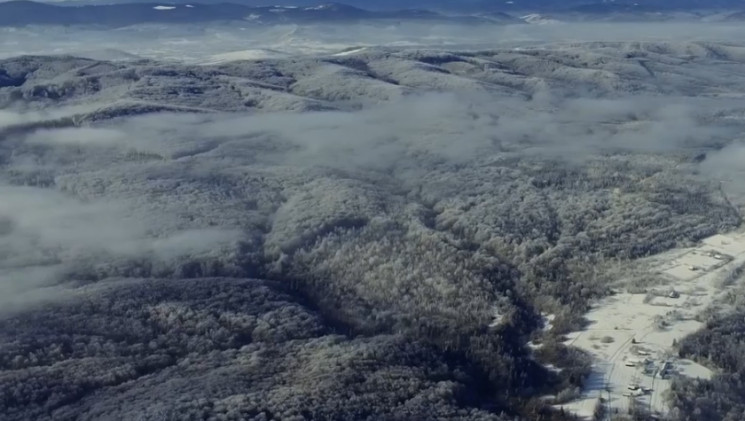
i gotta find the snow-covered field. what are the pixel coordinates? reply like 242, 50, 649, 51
562, 231, 745, 419
201, 49, 291, 65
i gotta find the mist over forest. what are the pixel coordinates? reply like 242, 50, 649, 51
2, 5, 745, 420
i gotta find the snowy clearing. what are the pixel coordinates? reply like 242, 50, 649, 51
332, 47, 368, 56
561, 231, 745, 420
200, 49, 290, 64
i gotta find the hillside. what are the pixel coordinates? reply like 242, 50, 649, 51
2, 42, 745, 420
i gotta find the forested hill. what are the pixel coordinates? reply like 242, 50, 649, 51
1, 42, 745, 420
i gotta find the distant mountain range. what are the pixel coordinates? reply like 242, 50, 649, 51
0, 1, 519, 27
39, 0, 745, 12
0, 0, 744, 27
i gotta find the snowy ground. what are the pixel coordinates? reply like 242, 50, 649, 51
201, 49, 291, 65
561, 231, 745, 420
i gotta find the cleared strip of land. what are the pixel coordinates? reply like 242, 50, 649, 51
562, 231, 745, 419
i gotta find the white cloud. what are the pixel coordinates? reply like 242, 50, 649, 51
24, 127, 128, 146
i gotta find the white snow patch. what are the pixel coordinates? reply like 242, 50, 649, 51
542, 313, 556, 332
201, 49, 290, 64
332, 47, 367, 56
560, 231, 745, 419
521, 14, 561, 25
